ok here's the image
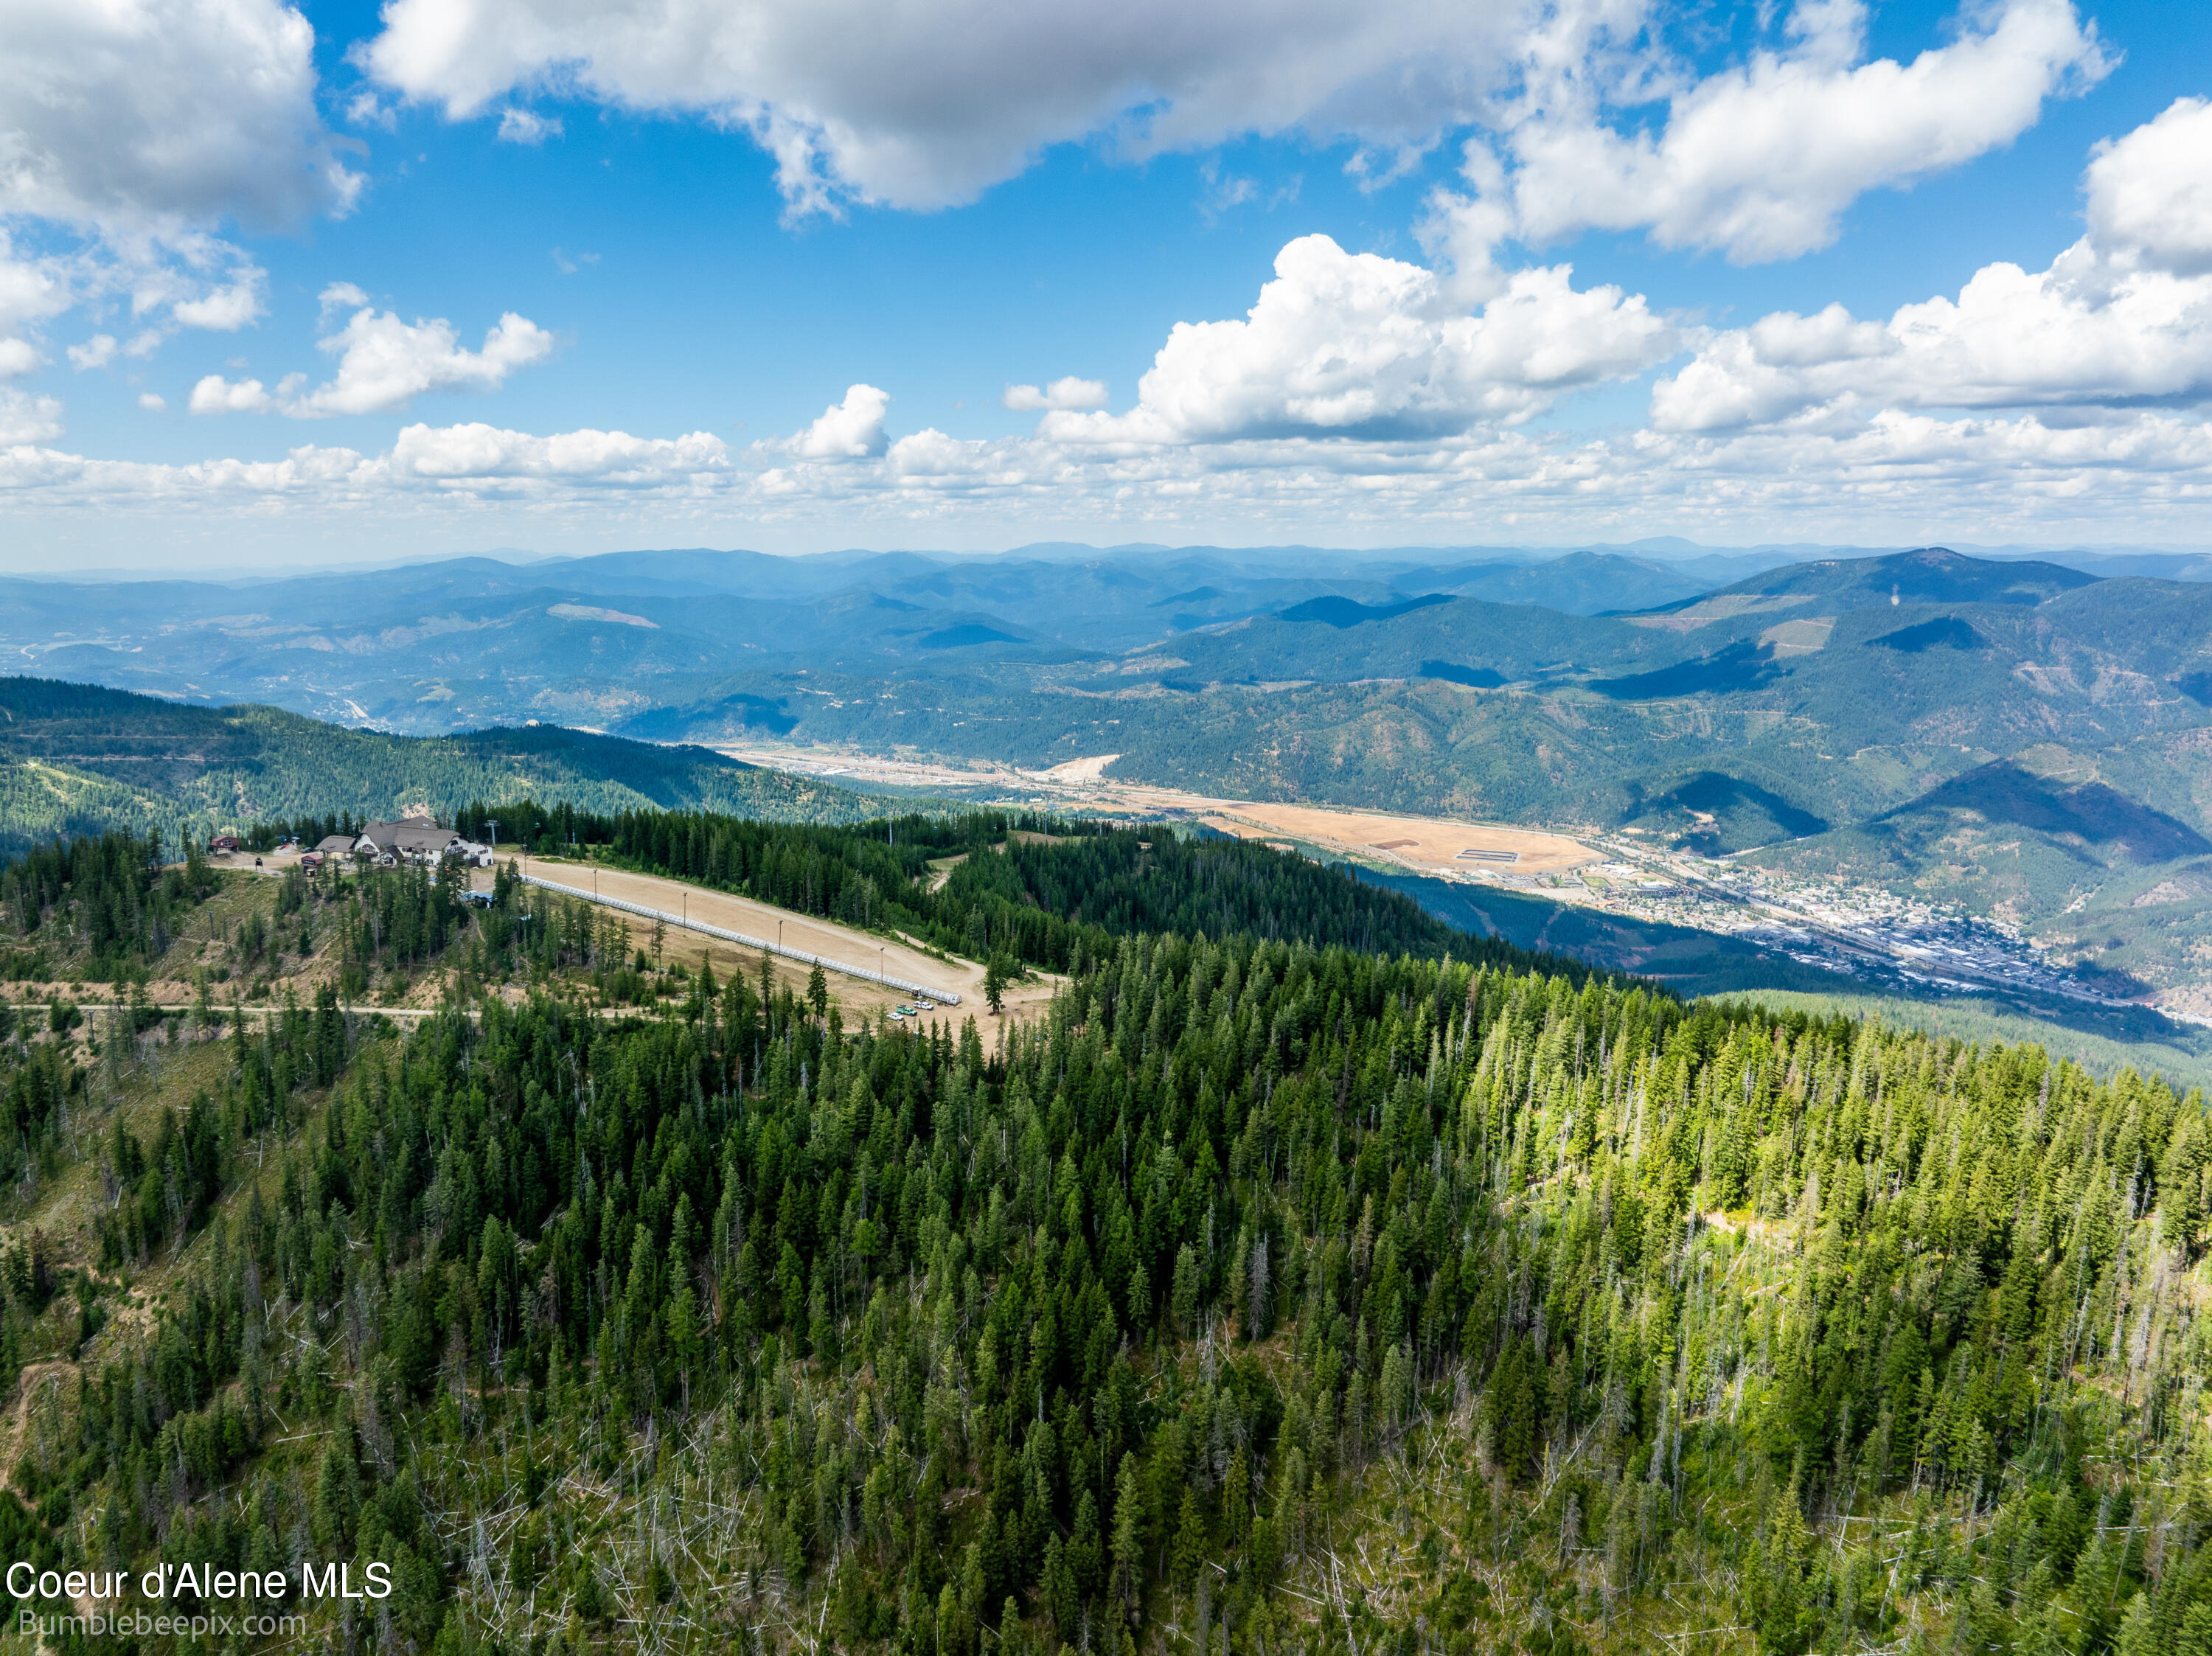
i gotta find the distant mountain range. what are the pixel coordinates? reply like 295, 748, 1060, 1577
10, 538, 2212, 1000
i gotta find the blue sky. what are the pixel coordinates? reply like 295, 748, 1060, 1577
3, 0, 2211, 563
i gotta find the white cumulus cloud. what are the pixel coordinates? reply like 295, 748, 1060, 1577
790, 384, 891, 459
1484, 0, 2110, 265
66, 335, 116, 372
0, 236, 72, 335
359, 0, 1533, 212
0, 386, 63, 442
1004, 378, 1107, 413
2085, 97, 2212, 277
171, 269, 267, 331
1652, 102, 2212, 431
0, 0, 358, 232
6, 400, 2212, 553
299, 307, 555, 417
388, 421, 728, 481
137, 392, 165, 411
0, 2, 364, 374
1048, 233, 1670, 443
189, 375, 278, 414
5, 2, 2203, 556
346, 91, 399, 132
358, 0, 2098, 247
188, 302, 556, 418
0, 420, 729, 516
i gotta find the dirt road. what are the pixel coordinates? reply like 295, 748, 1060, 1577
492, 860, 1060, 1030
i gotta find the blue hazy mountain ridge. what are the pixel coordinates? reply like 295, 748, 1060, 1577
1135, 554, 2212, 744
1677, 544, 2100, 608
1275, 594, 1457, 627
29, 581, 1068, 709
10, 540, 2212, 995
16, 547, 2211, 790
0, 541, 2199, 785
0, 540, 2168, 694
1413, 548, 1719, 613
17, 546, 2212, 804
1149, 592, 1672, 682
0, 545, 1728, 708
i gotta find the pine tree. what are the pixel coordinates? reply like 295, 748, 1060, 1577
1753, 1478, 1815, 1656
1110, 1453, 1144, 1619
1171, 1491, 1206, 1590
1171, 1244, 1200, 1339
1043, 1533, 1077, 1635
666, 1239, 699, 1410
1489, 1335, 1537, 1481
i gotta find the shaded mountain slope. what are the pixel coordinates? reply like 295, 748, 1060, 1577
1874, 759, 2212, 864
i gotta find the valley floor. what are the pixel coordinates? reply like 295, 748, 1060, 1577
711, 740, 2165, 1026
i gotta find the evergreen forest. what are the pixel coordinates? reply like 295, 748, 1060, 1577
0, 815, 2199, 1656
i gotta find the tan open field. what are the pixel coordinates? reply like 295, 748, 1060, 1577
714, 741, 1599, 879
1197, 803, 1595, 874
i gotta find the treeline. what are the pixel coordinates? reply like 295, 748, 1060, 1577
451, 799, 1596, 983
0, 829, 215, 979
242, 812, 366, 854
0, 807, 676, 1000
262, 852, 629, 1002
452, 796, 960, 889
93, 989, 347, 1270
9, 928, 2208, 1655
931, 827, 1558, 973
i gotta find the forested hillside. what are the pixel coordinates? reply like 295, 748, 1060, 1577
0, 844, 2205, 1655
0, 678, 878, 860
